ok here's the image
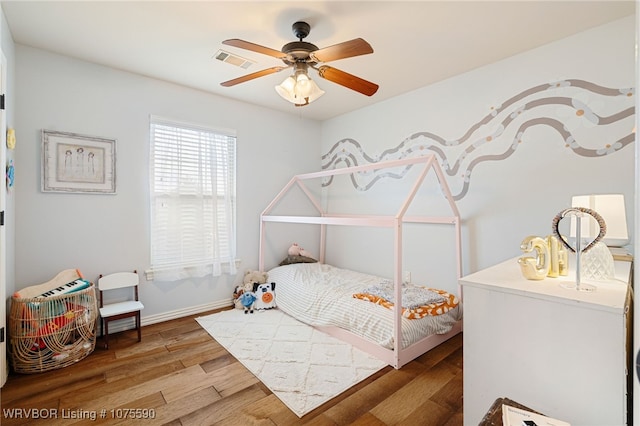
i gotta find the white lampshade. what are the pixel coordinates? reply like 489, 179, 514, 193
571, 194, 629, 247
275, 67, 324, 106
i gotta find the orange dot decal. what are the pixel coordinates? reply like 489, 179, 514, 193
262, 293, 273, 303
576, 110, 584, 116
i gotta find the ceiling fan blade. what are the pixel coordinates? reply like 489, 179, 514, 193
316, 65, 379, 96
222, 39, 285, 59
311, 38, 373, 63
221, 66, 289, 87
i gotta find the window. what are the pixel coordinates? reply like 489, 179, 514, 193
148, 116, 237, 281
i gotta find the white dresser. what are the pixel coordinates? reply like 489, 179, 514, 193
460, 256, 632, 426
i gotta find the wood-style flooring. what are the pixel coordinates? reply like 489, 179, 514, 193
1, 307, 463, 425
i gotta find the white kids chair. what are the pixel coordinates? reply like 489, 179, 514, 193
97, 270, 144, 349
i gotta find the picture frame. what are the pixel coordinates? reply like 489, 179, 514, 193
42, 130, 116, 194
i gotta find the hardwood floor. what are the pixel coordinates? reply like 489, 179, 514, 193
1, 308, 463, 425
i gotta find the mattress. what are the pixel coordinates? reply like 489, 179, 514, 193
267, 262, 462, 350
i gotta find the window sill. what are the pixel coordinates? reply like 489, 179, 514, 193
145, 258, 242, 282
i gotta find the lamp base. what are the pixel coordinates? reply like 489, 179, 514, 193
582, 241, 615, 281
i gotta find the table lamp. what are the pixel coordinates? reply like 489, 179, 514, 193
571, 194, 629, 248
570, 194, 628, 282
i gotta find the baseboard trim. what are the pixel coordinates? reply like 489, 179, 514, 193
103, 299, 233, 335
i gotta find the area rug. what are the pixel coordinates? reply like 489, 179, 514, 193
196, 308, 387, 417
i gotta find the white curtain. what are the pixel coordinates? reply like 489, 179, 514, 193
149, 116, 237, 282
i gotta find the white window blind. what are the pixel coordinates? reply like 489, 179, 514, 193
149, 116, 237, 281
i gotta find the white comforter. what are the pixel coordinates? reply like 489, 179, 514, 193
267, 263, 462, 350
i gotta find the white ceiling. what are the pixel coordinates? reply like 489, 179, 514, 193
2, 1, 635, 121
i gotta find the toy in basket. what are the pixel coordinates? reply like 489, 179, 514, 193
9, 269, 98, 373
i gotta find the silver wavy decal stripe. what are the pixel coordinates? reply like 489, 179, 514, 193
321, 79, 635, 200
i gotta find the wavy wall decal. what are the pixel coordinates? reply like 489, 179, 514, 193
321, 79, 635, 200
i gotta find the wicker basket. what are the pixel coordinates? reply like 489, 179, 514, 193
9, 271, 98, 374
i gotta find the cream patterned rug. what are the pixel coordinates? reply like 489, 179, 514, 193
196, 308, 387, 417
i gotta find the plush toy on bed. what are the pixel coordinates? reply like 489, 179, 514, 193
288, 243, 302, 256
288, 242, 315, 259
233, 270, 269, 309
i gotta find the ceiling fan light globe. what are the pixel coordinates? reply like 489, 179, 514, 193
275, 76, 297, 103
279, 75, 296, 91
302, 79, 325, 102
295, 78, 312, 98
275, 74, 324, 106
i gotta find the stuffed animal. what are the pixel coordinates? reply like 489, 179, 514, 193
239, 291, 257, 314
233, 270, 269, 309
288, 243, 301, 256
288, 243, 316, 260
244, 269, 268, 287
253, 282, 276, 310
232, 285, 245, 309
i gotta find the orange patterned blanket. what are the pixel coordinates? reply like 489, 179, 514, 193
353, 287, 459, 319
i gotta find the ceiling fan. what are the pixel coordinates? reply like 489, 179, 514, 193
220, 21, 379, 106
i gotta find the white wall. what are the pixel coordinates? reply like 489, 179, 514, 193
13, 45, 321, 319
321, 16, 636, 281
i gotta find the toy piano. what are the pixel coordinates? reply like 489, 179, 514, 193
13, 269, 90, 299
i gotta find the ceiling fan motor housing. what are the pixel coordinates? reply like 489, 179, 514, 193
281, 41, 318, 62
281, 21, 317, 63
292, 21, 311, 40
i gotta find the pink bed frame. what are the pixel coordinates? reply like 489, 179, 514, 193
259, 155, 462, 369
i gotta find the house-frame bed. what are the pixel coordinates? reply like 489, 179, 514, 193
259, 155, 462, 369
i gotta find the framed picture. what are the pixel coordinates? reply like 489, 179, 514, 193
42, 130, 116, 194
